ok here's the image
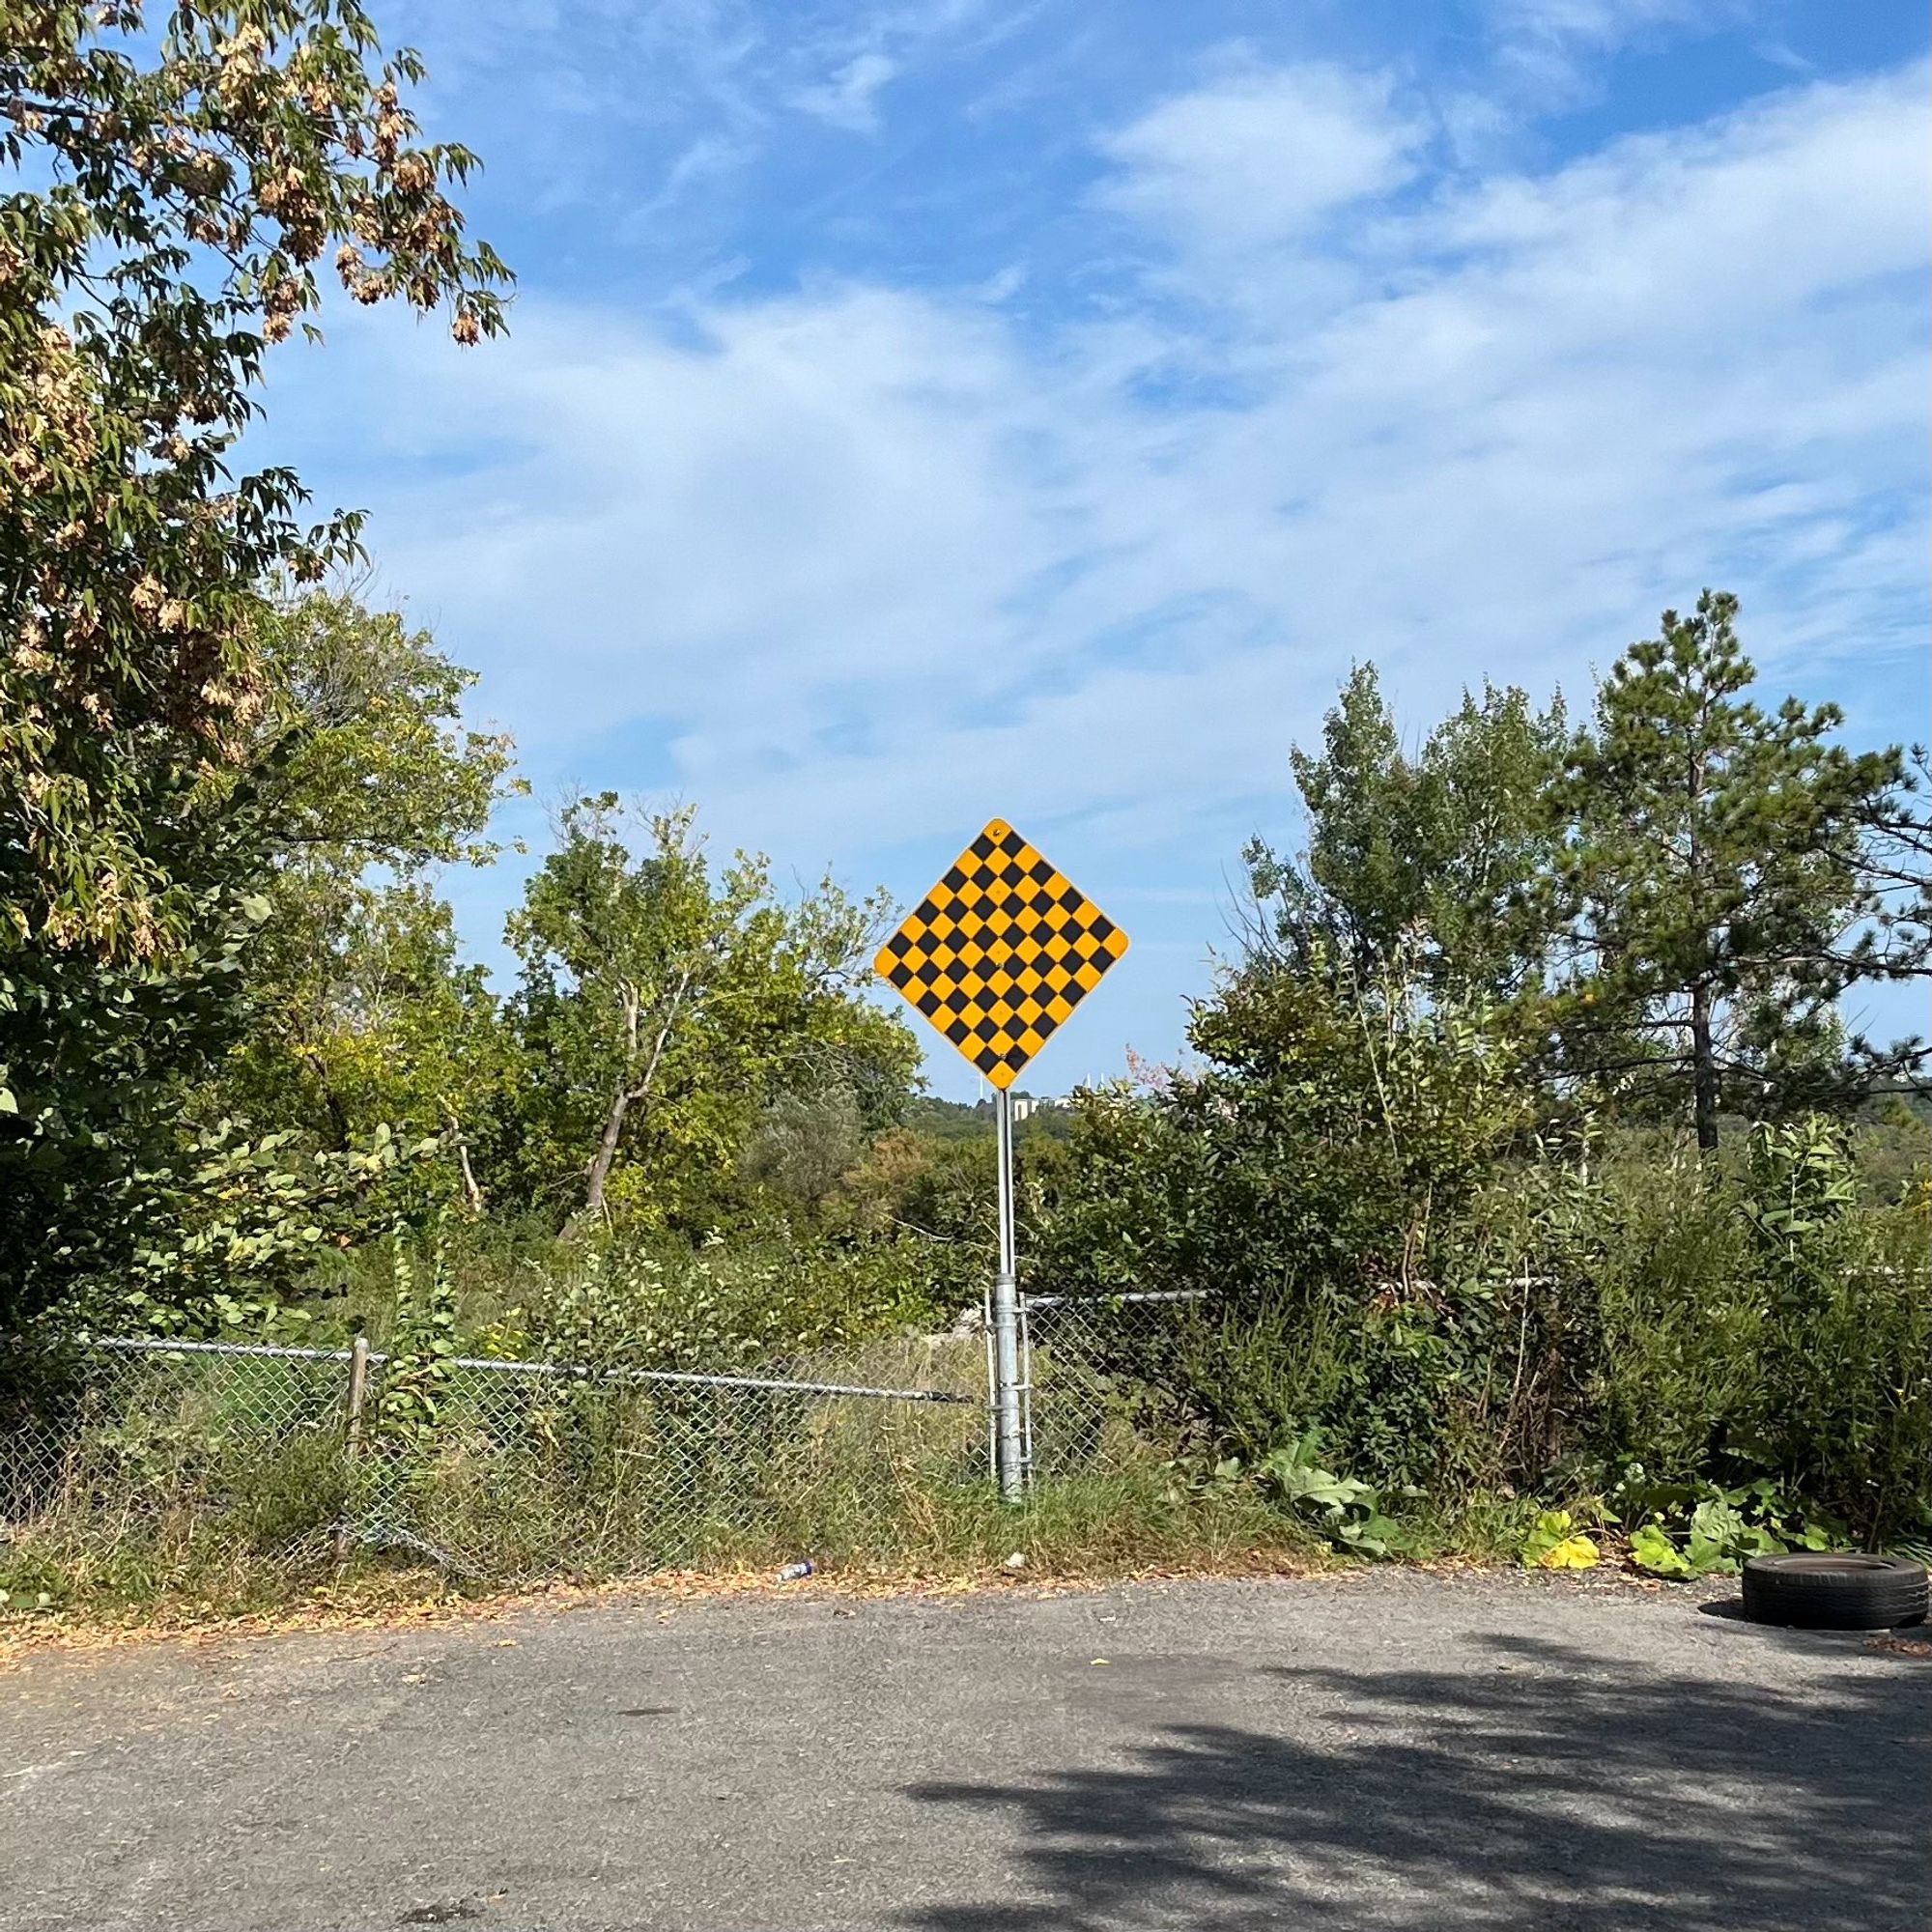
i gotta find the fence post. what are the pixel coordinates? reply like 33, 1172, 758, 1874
334, 1334, 372, 1564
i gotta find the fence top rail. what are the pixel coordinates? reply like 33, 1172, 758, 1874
1022, 1290, 1217, 1308
439, 1354, 978, 1405
54, 1334, 976, 1406
1021, 1279, 1585, 1308
83, 1335, 355, 1363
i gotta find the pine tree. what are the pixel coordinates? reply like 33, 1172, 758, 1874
1548, 591, 1926, 1148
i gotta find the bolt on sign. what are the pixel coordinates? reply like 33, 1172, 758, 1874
873, 818, 1129, 1089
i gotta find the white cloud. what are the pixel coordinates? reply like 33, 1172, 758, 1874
1094, 62, 1428, 255
400, 0, 1025, 231
790, 3, 1029, 133
1486, 0, 1719, 43
1479, 1, 1756, 108
278, 56, 1929, 1077
795, 49, 899, 131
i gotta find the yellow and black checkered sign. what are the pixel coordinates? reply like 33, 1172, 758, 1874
874, 819, 1129, 1090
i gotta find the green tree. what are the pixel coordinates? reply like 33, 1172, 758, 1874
0, 588, 516, 1325
1040, 953, 1540, 1480
1246, 666, 1565, 1003
0, 5, 506, 1323
1547, 591, 1927, 1149
739, 1088, 866, 1215
2, 2, 508, 963
219, 882, 514, 1202
209, 592, 519, 1196
248, 591, 515, 881
506, 799, 918, 1228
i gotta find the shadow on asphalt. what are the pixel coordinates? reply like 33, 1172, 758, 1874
900, 1632, 1930, 1931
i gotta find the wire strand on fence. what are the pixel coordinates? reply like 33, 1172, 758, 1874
432, 1356, 977, 1404
1022, 1290, 1217, 1309
86, 1336, 358, 1363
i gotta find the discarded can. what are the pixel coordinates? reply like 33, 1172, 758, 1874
778, 1560, 814, 1582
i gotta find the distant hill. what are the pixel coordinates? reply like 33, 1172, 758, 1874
903, 1094, 1073, 1142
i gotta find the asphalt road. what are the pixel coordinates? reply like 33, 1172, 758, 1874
3, 1571, 1926, 1931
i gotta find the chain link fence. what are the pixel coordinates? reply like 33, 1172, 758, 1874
1018, 1291, 1215, 1480
0, 1336, 358, 1586
1, 1334, 986, 1587
0, 1296, 1212, 1591
348, 1342, 985, 1578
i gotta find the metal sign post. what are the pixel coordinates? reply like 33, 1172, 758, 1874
874, 818, 1128, 1503
990, 1083, 1024, 1499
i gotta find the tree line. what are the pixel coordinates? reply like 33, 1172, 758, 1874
3, 5, 1927, 1361
1247, 594, 1927, 1150
4, 6, 1927, 1566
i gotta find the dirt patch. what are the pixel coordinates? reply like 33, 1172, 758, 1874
0, 1547, 1334, 1666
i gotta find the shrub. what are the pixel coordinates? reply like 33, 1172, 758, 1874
1037, 958, 1543, 1485
473, 1228, 949, 1375
1039, 960, 1932, 1547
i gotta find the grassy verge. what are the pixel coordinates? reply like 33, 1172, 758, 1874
0, 1470, 1330, 1649
1, 1320, 1330, 1630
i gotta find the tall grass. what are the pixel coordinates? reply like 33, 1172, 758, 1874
6, 1122, 1923, 1623
1, 1329, 1310, 1618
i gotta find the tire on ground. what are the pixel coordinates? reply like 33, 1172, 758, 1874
1740, 1553, 1929, 1631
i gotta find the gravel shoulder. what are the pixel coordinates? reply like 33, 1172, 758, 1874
3, 1568, 1926, 1932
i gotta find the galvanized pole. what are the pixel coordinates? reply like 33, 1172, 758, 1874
990, 1085, 1025, 1501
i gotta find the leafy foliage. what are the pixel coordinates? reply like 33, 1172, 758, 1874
1616, 1474, 1835, 1579
1246, 665, 1565, 1003
1043, 997, 1929, 1542
208, 593, 522, 1203
1245, 599, 1929, 1150
505, 798, 918, 1228
0, 588, 513, 1327
1033, 603, 1926, 1552
2, 857, 266, 1326
472, 1230, 947, 1377
372, 1225, 461, 1454
2, 2, 508, 965
1256, 1432, 1415, 1559
1039, 954, 1541, 1480
1, 4, 506, 1327
740, 1087, 867, 1213
1520, 1510, 1599, 1570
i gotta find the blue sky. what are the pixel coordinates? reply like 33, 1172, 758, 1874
267, 1, 1930, 1098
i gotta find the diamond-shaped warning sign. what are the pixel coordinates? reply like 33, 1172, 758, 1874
873, 819, 1129, 1090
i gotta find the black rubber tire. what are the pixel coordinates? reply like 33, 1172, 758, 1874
1740, 1553, 1929, 1631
